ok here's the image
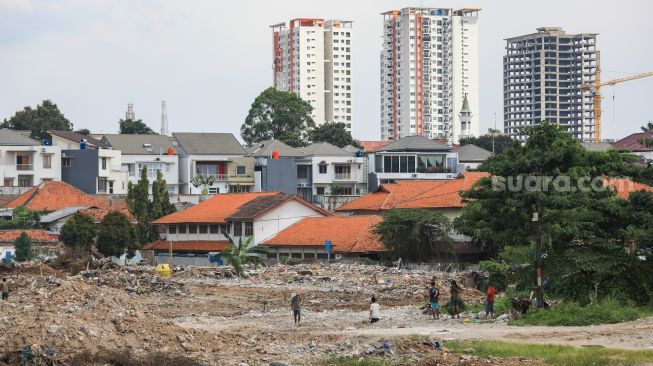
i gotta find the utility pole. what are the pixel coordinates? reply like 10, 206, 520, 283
532, 200, 544, 308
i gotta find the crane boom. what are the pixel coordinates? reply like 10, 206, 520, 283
580, 71, 653, 143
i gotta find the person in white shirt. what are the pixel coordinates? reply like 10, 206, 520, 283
369, 296, 380, 323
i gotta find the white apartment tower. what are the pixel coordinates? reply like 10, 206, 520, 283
271, 19, 353, 130
380, 8, 480, 143
503, 27, 600, 142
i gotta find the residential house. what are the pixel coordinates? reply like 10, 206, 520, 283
4, 181, 107, 211
173, 133, 253, 194
337, 172, 489, 221
248, 140, 306, 195
48, 130, 111, 150
457, 144, 492, 171
61, 148, 128, 194
301, 142, 367, 208
612, 130, 653, 162
0, 229, 59, 260
143, 192, 330, 265
367, 135, 461, 191
262, 215, 385, 262
0, 129, 61, 188
40, 205, 134, 234
358, 140, 391, 153
101, 134, 179, 194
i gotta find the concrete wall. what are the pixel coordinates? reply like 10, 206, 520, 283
265, 158, 298, 195
253, 199, 326, 244
62, 149, 99, 194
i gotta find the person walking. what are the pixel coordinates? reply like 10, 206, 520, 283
428, 281, 440, 320
291, 292, 302, 325
2, 278, 8, 301
486, 281, 497, 320
369, 296, 380, 324
450, 280, 461, 319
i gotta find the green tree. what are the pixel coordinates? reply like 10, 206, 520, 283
241, 87, 315, 147
119, 119, 156, 134
96, 211, 137, 258
14, 232, 32, 262
459, 131, 515, 154
127, 167, 153, 245
373, 208, 452, 261
640, 121, 653, 147
75, 128, 90, 136
151, 170, 176, 219
60, 213, 97, 253
221, 234, 268, 277
1, 100, 73, 141
309, 122, 361, 148
454, 123, 653, 304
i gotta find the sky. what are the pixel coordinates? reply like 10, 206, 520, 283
1, 0, 652, 142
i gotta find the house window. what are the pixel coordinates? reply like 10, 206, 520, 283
178, 225, 187, 234
188, 225, 197, 234
229, 185, 251, 193
3, 178, 13, 187
297, 165, 310, 179
62, 158, 72, 167
208, 187, 219, 194
236, 165, 246, 175
18, 177, 31, 187
16, 155, 31, 170
42, 155, 52, 169
221, 224, 230, 235
98, 177, 107, 193
334, 165, 351, 179
101, 157, 108, 170
210, 225, 220, 234
244, 222, 253, 236
233, 222, 243, 236
316, 187, 325, 196
319, 164, 327, 174
169, 226, 177, 234
199, 225, 208, 234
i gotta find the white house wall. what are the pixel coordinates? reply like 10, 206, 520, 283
253, 200, 327, 245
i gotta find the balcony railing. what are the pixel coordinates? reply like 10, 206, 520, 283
334, 173, 352, 180
16, 164, 33, 171
195, 173, 229, 181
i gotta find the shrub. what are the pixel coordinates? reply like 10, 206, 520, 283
14, 231, 32, 262
510, 299, 650, 326
479, 260, 509, 291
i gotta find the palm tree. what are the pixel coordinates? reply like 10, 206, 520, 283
640, 121, 653, 147
190, 175, 216, 195
221, 233, 269, 276
640, 121, 653, 132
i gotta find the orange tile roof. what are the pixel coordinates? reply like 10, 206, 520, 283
152, 192, 279, 224
337, 172, 490, 212
359, 140, 391, 153
604, 177, 653, 200
0, 229, 58, 243
263, 215, 385, 253
142, 240, 230, 252
4, 181, 101, 211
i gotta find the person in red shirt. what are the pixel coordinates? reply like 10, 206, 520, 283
486, 281, 497, 319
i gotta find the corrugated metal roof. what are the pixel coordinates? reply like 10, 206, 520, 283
173, 133, 246, 155
457, 144, 492, 162
39, 206, 93, 223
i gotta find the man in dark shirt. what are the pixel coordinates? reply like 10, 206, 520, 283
291, 292, 302, 325
428, 281, 440, 320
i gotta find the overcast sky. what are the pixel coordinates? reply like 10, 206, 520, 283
1, 0, 651, 141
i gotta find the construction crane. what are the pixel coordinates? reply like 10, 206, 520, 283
580, 70, 653, 142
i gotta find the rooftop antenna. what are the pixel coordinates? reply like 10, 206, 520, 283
161, 100, 169, 136
126, 103, 135, 120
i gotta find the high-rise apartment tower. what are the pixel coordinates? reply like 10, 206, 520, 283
271, 18, 353, 130
380, 7, 480, 143
503, 27, 600, 141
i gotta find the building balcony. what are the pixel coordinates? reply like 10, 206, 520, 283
195, 173, 229, 181
16, 164, 33, 171
333, 173, 354, 181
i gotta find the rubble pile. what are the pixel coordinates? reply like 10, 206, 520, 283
0, 270, 224, 364
78, 267, 190, 296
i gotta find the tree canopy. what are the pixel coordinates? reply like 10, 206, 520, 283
241, 87, 315, 147
373, 208, 452, 261
14, 232, 32, 262
459, 129, 515, 154
454, 123, 653, 304
127, 167, 175, 246
309, 122, 361, 148
1, 100, 73, 141
119, 119, 156, 134
96, 211, 137, 258
60, 212, 97, 253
